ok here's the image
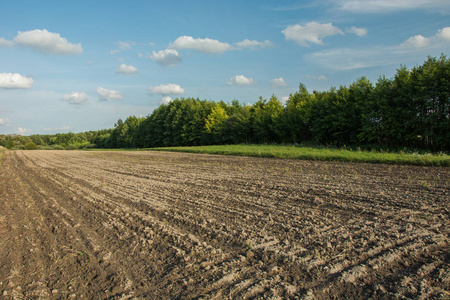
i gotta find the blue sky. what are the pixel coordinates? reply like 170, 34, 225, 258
1, 0, 449, 135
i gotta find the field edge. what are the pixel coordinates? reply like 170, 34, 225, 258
142, 145, 450, 167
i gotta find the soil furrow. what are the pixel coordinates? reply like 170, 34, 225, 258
0, 150, 448, 299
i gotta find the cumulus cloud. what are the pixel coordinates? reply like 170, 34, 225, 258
165, 36, 274, 56
63, 92, 87, 105
0, 37, 14, 47
227, 75, 256, 86
14, 29, 82, 55
400, 27, 450, 50
437, 27, 450, 41
0, 118, 11, 126
97, 87, 123, 100
161, 96, 173, 104
116, 64, 138, 74
346, 26, 368, 37
17, 127, 30, 134
148, 49, 182, 66
271, 77, 287, 87
149, 83, 184, 95
169, 35, 232, 54
282, 22, 344, 47
0, 73, 34, 89
235, 39, 274, 49
401, 35, 431, 48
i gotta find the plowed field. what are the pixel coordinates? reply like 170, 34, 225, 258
0, 150, 449, 299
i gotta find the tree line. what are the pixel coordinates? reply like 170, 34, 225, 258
0, 130, 112, 150
2, 55, 449, 152
104, 55, 449, 151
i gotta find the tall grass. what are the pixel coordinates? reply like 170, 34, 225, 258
0, 148, 5, 168
147, 144, 450, 167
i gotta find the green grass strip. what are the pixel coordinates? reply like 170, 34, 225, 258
146, 144, 449, 167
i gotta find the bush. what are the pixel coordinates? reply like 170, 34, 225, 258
24, 142, 38, 150
37, 145, 53, 150
65, 145, 78, 150
52, 145, 65, 150
5, 139, 15, 150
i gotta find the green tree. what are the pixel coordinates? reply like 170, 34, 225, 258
310, 78, 372, 145
279, 83, 316, 143
6, 138, 15, 150
205, 104, 229, 144
181, 99, 214, 146
359, 76, 392, 145
107, 116, 143, 148
412, 55, 450, 150
24, 141, 38, 150
250, 96, 283, 143
222, 104, 252, 144
0, 136, 6, 147
30, 135, 45, 146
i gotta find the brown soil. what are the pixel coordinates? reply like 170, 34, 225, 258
0, 150, 449, 299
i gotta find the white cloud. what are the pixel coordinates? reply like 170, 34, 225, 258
116, 64, 138, 74
110, 41, 136, 55
227, 75, 256, 86
306, 75, 329, 80
14, 29, 82, 55
0, 118, 11, 126
97, 87, 124, 100
16, 127, 30, 134
161, 96, 173, 104
346, 26, 368, 37
437, 27, 450, 41
169, 35, 232, 54
116, 41, 134, 50
400, 27, 450, 50
401, 35, 431, 48
333, 0, 450, 13
307, 26, 450, 72
271, 77, 287, 87
282, 22, 344, 47
235, 39, 274, 49
307, 47, 391, 71
148, 49, 182, 66
281, 96, 290, 103
149, 83, 185, 95
44, 126, 71, 131
0, 73, 34, 89
0, 37, 14, 47
63, 92, 87, 105
166, 36, 274, 56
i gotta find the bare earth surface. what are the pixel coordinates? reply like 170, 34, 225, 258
0, 150, 449, 299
